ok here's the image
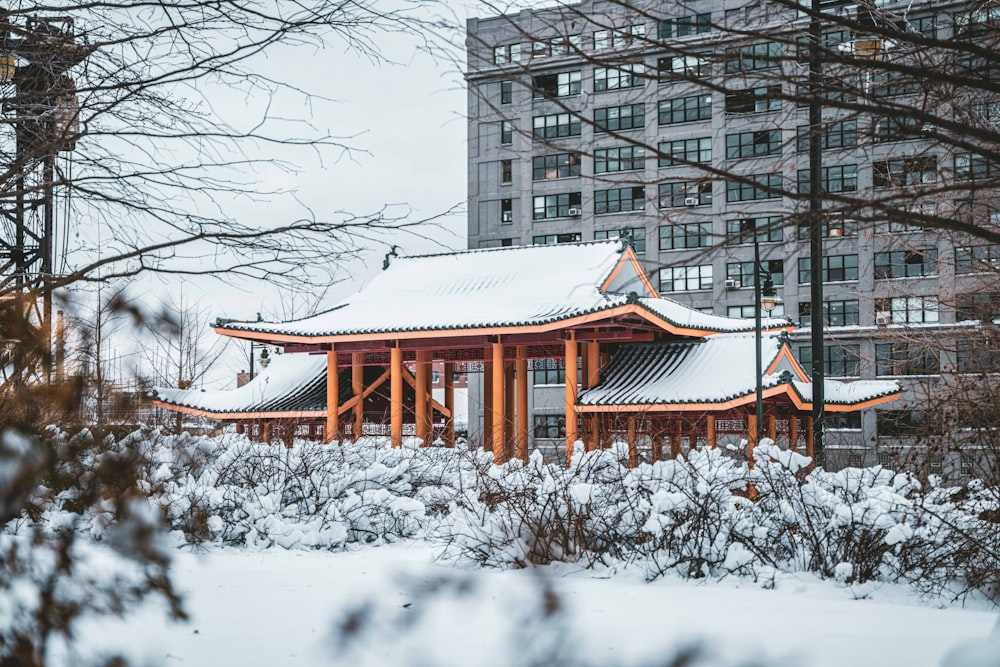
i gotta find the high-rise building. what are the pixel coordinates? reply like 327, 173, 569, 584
465, 0, 997, 474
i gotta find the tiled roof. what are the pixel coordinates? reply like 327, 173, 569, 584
636, 297, 791, 334
153, 353, 329, 415
578, 335, 900, 408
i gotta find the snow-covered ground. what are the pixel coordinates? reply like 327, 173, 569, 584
73, 543, 998, 667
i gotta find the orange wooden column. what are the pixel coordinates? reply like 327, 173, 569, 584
492, 341, 506, 464
586, 341, 601, 387
415, 350, 432, 446
805, 416, 815, 458
707, 415, 716, 449
588, 414, 600, 452
390, 343, 403, 448
352, 352, 364, 441
766, 415, 777, 443
670, 421, 683, 459
325, 347, 339, 443
444, 361, 455, 448
788, 415, 798, 452
627, 416, 637, 468
515, 347, 528, 462
483, 347, 493, 453
651, 431, 663, 461
564, 332, 579, 466
504, 360, 515, 450
263, 421, 272, 444
235, 423, 245, 435
747, 413, 758, 467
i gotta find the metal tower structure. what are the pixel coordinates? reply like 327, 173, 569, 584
0, 11, 91, 386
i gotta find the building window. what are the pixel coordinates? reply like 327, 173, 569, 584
798, 344, 861, 377
725, 86, 781, 114
595, 104, 645, 132
657, 55, 710, 80
659, 223, 711, 250
595, 25, 646, 50
725, 42, 781, 72
659, 265, 713, 292
955, 245, 1000, 274
493, 43, 522, 65
872, 116, 923, 143
595, 186, 645, 214
876, 343, 940, 376
658, 13, 712, 38
726, 130, 781, 159
501, 120, 513, 145
875, 296, 939, 324
532, 192, 581, 220
659, 94, 712, 125
533, 233, 581, 245
533, 414, 566, 439
532, 34, 583, 57
873, 157, 938, 187
956, 339, 1000, 373
797, 254, 859, 283
961, 454, 975, 477
872, 69, 922, 98
500, 159, 512, 185
594, 64, 644, 91
500, 80, 512, 105
955, 153, 995, 182
658, 137, 712, 167
727, 260, 784, 287
532, 113, 581, 139
874, 249, 937, 278
595, 227, 646, 253
533, 368, 565, 385
877, 410, 928, 437
594, 146, 644, 173
795, 120, 857, 151
726, 217, 782, 245
726, 173, 782, 202
728, 303, 785, 318
797, 213, 858, 240
501, 198, 513, 223
798, 300, 860, 327
659, 180, 712, 208
956, 292, 1000, 321
796, 165, 858, 194
532, 153, 581, 180
532, 70, 582, 98
827, 413, 862, 430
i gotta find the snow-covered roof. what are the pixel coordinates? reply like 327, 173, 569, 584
215, 240, 788, 340
153, 353, 329, 416
578, 335, 900, 410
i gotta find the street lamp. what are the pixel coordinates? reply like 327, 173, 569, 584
742, 220, 782, 443
249, 344, 270, 380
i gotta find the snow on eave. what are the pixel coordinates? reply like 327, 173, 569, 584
635, 297, 794, 334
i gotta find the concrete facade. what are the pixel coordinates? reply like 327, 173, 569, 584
465, 0, 993, 474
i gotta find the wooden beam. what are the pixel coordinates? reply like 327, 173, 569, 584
627, 416, 637, 468
390, 344, 403, 448
564, 332, 579, 466
352, 352, 364, 442
444, 362, 455, 448
415, 350, 432, 446
707, 415, 716, 449
492, 341, 506, 464
483, 346, 493, 453
337, 368, 390, 415
515, 348, 528, 462
326, 348, 339, 443
805, 416, 814, 459
788, 415, 798, 452
586, 341, 601, 389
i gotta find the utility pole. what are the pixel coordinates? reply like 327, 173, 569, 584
0, 12, 92, 387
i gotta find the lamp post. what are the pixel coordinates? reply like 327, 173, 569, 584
249, 344, 270, 381
743, 220, 781, 443
808, 0, 826, 465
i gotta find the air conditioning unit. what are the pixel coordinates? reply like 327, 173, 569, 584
684, 196, 700, 207
567, 207, 582, 216
725, 278, 740, 290
875, 311, 891, 326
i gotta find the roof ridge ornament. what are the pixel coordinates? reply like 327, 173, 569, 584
382, 245, 399, 270
617, 229, 634, 253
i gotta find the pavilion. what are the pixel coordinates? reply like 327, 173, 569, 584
153, 239, 900, 465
